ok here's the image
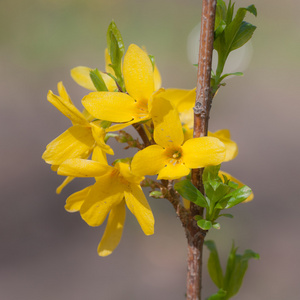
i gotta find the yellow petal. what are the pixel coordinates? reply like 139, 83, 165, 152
92, 145, 108, 164
82, 92, 138, 123
182, 137, 226, 168
160, 88, 196, 112
71, 66, 97, 91
115, 162, 144, 185
123, 44, 154, 101
47, 90, 88, 126
42, 125, 94, 165
80, 174, 125, 227
125, 184, 154, 235
90, 123, 114, 155
58, 158, 111, 177
97, 202, 126, 256
64, 186, 92, 212
219, 171, 254, 202
56, 176, 74, 194
157, 162, 190, 180
208, 129, 238, 162
153, 65, 162, 91
151, 96, 184, 148
57, 81, 72, 103
131, 145, 166, 176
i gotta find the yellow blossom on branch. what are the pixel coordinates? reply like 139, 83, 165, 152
57, 159, 154, 256
131, 97, 226, 180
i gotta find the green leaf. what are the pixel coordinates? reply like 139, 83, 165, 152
106, 21, 125, 57
205, 240, 224, 288
224, 185, 252, 209
224, 247, 259, 298
219, 213, 233, 219
219, 72, 243, 81
212, 222, 221, 230
148, 55, 155, 71
230, 22, 256, 52
207, 289, 227, 300
89, 69, 108, 91
246, 4, 257, 17
109, 33, 122, 66
174, 180, 208, 208
196, 218, 212, 230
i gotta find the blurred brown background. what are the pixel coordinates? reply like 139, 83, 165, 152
1, 0, 299, 299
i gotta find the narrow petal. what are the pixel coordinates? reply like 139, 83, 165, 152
219, 171, 254, 202
56, 176, 74, 194
131, 145, 166, 176
182, 137, 226, 168
92, 146, 108, 164
90, 123, 114, 155
153, 65, 162, 91
57, 81, 72, 103
80, 174, 125, 227
208, 129, 238, 162
151, 96, 184, 147
71, 66, 97, 91
125, 184, 154, 235
97, 202, 126, 256
47, 90, 88, 126
82, 92, 138, 122
64, 186, 92, 212
58, 158, 111, 177
123, 44, 154, 101
157, 162, 190, 180
42, 125, 94, 165
115, 162, 144, 185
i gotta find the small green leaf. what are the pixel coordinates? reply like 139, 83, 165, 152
246, 4, 257, 17
205, 240, 224, 288
106, 20, 125, 56
212, 222, 221, 230
90, 69, 108, 91
148, 55, 155, 71
224, 185, 252, 209
174, 180, 208, 208
230, 22, 256, 52
219, 72, 243, 81
197, 218, 212, 230
219, 213, 234, 219
109, 33, 122, 66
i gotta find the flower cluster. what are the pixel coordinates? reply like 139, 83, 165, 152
42, 22, 252, 256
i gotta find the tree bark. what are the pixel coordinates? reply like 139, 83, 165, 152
186, 1, 217, 299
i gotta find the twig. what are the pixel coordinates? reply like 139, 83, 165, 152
187, 1, 217, 299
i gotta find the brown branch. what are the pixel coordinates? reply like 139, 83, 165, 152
132, 123, 152, 147
186, 1, 217, 299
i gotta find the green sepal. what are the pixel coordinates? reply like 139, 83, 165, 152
90, 69, 108, 91
100, 120, 112, 129
149, 191, 163, 198
205, 240, 224, 288
112, 157, 132, 166
196, 217, 212, 230
174, 179, 208, 208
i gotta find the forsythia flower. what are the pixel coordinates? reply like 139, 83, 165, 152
57, 159, 154, 256
70, 49, 117, 92
81, 44, 162, 131
131, 97, 226, 180
42, 82, 113, 193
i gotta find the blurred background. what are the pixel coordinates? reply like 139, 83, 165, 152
1, 0, 299, 299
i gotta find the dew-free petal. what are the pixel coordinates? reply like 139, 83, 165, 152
97, 202, 126, 257
182, 137, 226, 168
64, 186, 92, 212
157, 162, 190, 180
125, 184, 154, 235
131, 145, 166, 176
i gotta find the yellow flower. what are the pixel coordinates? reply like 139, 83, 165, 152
70, 49, 117, 92
81, 44, 161, 131
57, 159, 154, 256
131, 97, 226, 180
42, 82, 113, 193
